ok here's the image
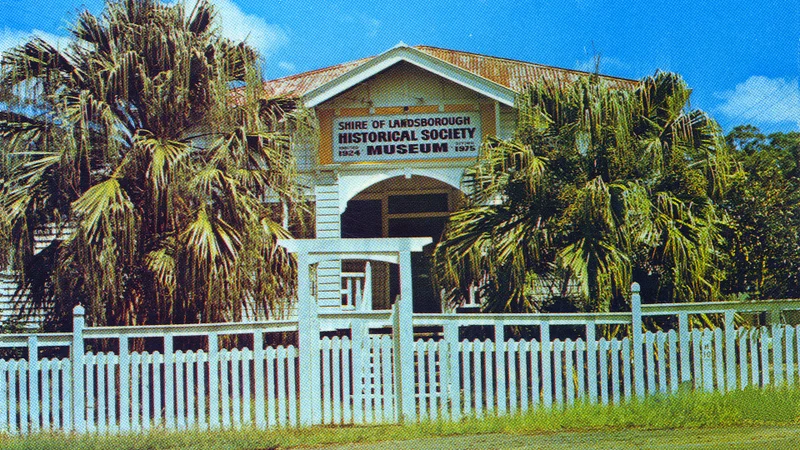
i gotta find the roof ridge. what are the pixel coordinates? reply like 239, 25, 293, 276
413, 45, 637, 83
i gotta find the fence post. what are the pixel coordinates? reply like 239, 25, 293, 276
27, 335, 39, 433
586, 320, 597, 404
678, 312, 691, 382
494, 322, 506, 415
164, 334, 175, 430
631, 283, 645, 399
253, 331, 266, 430
540, 320, 552, 409
208, 332, 220, 429
724, 310, 736, 391
394, 250, 416, 423
351, 317, 367, 424
444, 320, 460, 421
119, 335, 130, 432
296, 254, 322, 426
71, 305, 86, 433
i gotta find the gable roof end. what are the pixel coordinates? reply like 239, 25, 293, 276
301, 45, 518, 108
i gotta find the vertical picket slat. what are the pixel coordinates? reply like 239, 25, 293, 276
657, 332, 668, 394
519, 341, 529, 413
786, 326, 795, 386
760, 327, 771, 386
564, 340, 574, 407
107, 355, 117, 432
552, 340, 563, 408
621, 338, 631, 401
598, 339, 609, 406
484, 339, 494, 414
175, 351, 186, 430
426, 340, 438, 421
277, 346, 288, 427
739, 330, 749, 389
473, 340, 483, 417
241, 350, 251, 428
321, 338, 332, 424
415, 340, 427, 421
668, 330, 679, 393
773, 326, 784, 386
462, 341, 472, 416
142, 353, 152, 431
541, 323, 552, 409
714, 328, 725, 391
702, 330, 714, 392
131, 353, 142, 431
508, 340, 519, 412
287, 346, 298, 427
94, 354, 105, 433
0, 360, 7, 432
220, 350, 231, 429
265, 346, 276, 428
610, 340, 621, 405
186, 352, 196, 429
576, 340, 586, 402
8, 361, 17, 433
40, 360, 51, 431
231, 350, 242, 430
530, 340, 540, 409
692, 330, 703, 389
83, 353, 94, 433
331, 339, 342, 425
341, 338, 352, 424
151, 353, 162, 429
645, 332, 656, 395
381, 336, 394, 422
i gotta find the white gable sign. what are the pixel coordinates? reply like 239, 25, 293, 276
333, 112, 481, 162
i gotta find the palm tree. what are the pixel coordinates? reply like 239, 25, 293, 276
433, 73, 735, 313
0, 0, 305, 328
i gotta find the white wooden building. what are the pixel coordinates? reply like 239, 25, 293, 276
266, 44, 636, 315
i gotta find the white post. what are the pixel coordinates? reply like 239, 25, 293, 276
395, 250, 416, 423
724, 310, 736, 391
678, 312, 691, 382
297, 254, 322, 426
586, 320, 597, 404
351, 317, 367, 424
27, 335, 39, 433
631, 283, 645, 399
494, 322, 506, 415
72, 305, 86, 433
119, 335, 130, 432
362, 262, 373, 311
540, 320, 552, 409
164, 334, 175, 429
444, 320, 460, 420
208, 333, 220, 429
253, 331, 266, 429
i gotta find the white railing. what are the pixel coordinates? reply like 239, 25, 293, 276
2, 284, 800, 434
341, 262, 372, 311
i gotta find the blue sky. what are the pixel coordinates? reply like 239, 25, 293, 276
1, 0, 798, 134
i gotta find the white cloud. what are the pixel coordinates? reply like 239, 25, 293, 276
716, 76, 800, 129
278, 61, 296, 72
211, 0, 287, 57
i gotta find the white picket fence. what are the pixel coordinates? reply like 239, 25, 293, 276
2, 289, 800, 434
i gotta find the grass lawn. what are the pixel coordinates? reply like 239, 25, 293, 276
4, 386, 800, 449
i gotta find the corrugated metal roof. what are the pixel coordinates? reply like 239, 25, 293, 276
263, 45, 637, 99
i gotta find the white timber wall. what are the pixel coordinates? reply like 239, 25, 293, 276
314, 183, 344, 310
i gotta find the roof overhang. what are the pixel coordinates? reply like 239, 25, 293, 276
302, 44, 517, 108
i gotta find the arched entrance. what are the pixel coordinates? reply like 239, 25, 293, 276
340, 175, 465, 312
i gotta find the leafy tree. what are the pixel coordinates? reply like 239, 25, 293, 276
0, 0, 304, 328
721, 126, 800, 299
433, 73, 734, 313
